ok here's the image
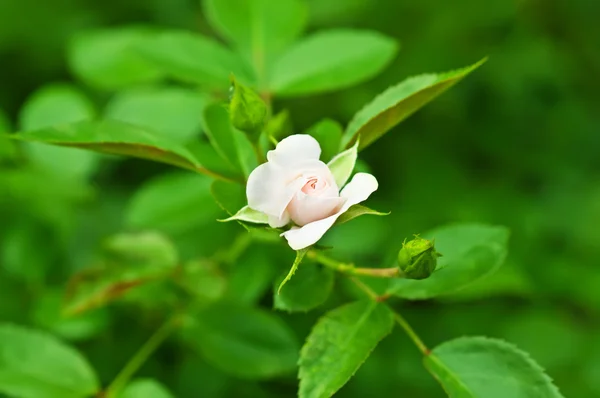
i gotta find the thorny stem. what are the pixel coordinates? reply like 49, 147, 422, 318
307, 250, 403, 278
102, 315, 181, 397
308, 250, 429, 355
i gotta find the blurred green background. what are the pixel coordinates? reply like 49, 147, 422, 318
1, 0, 599, 397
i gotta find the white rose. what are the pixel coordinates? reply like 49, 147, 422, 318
246, 134, 378, 250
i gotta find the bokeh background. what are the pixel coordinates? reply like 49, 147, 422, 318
1, 0, 599, 397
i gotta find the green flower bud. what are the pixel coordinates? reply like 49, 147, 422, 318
229, 75, 267, 143
397, 236, 442, 280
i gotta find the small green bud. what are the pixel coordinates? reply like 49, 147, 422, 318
229, 75, 267, 143
397, 236, 442, 280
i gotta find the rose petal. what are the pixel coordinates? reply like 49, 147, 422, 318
267, 134, 321, 166
287, 194, 346, 226
281, 173, 378, 250
268, 211, 290, 228
246, 162, 288, 216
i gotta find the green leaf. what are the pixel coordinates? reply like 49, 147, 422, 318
176, 260, 226, 302
203, 103, 257, 177
0, 324, 99, 398
270, 30, 397, 96
68, 27, 162, 90
136, 30, 254, 87
305, 118, 343, 163
299, 301, 394, 398
327, 139, 358, 188
105, 87, 208, 142
343, 58, 487, 150
277, 249, 308, 294
119, 379, 174, 398
211, 179, 246, 215
424, 336, 564, 398
12, 120, 229, 178
225, 248, 277, 305
219, 205, 268, 224
64, 231, 178, 315
335, 204, 389, 225
182, 302, 299, 379
274, 263, 334, 312
18, 84, 98, 180
0, 109, 16, 161
387, 224, 509, 300
126, 171, 221, 234
203, 0, 307, 78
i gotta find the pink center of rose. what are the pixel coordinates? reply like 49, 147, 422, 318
301, 177, 325, 194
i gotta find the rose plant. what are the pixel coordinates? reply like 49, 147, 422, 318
0, 1, 564, 397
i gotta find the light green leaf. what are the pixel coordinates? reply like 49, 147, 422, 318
64, 231, 178, 315
185, 140, 241, 180
327, 139, 358, 188
18, 84, 98, 180
0, 324, 99, 398
277, 249, 308, 294
68, 27, 162, 90
387, 224, 509, 300
424, 336, 564, 398
126, 171, 221, 234
119, 379, 174, 398
343, 58, 487, 150
299, 301, 394, 398
274, 263, 334, 312
105, 87, 208, 142
203, 103, 256, 176
335, 204, 389, 225
203, 0, 307, 78
270, 30, 397, 96
182, 302, 299, 379
305, 118, 343, 163
136, 30, 254, 87
12, 120, 229, 178
219, 205, 268, 224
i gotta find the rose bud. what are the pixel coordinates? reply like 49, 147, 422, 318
229, 75, 267, 143
397, 236, 442, 279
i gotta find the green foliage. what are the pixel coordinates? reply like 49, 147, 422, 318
68, 27, 162, 90
305, 118, 343, 162
0, 324, 99, 398
388, 224, 509, 299
327, 139, 358, 188
270, 30, 398, 96
119, 379, 175, 398
181, 303, 299, 379
334, 204, 389, 225
298, 301, 394, 398
343, 58, 487, 150
424, 337, 563, 397
274, 262, 334, 312
277, 248, 309, 294
219, 205, 269, 224
104, 87, 208, 142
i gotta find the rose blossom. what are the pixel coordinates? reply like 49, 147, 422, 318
246, 134, 378, 250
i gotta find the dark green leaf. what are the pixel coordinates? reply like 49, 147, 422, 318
203, 103, 257, 177
64, 231, 178, 315
126, 171, 221, 234
343, 58, 486, 150
335, 204, 389, 225
387, 224, 509, 300
277, 249, 308, 294
203, 0, 307, 77
104, 87, 208, 142
299, 301, 394, 398
119, 379, 174, 398
305, 118, 343, 163
182, 302, 299, 379
225, 248, 277, 305
270, 30, 397, 96
136, 30, 254, 87
0, 324, 99, 398
68, 27, 162, 90
424, 336, 564, 398
274, 263, 334, 312
12, 120, 230, 178
210, 179, 246, 215
18, 84, 98, 180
